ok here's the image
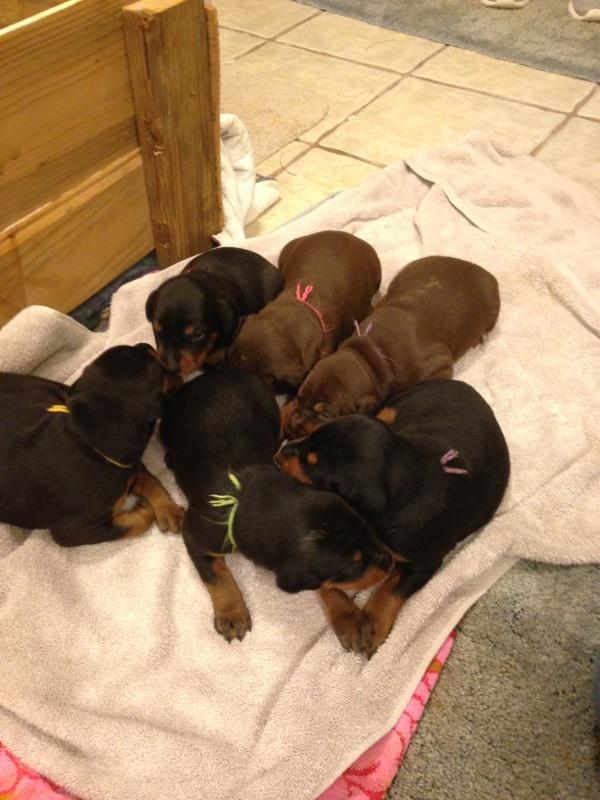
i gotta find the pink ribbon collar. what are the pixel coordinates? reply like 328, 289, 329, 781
295, 283, 329, 336
441, 449, 469, 476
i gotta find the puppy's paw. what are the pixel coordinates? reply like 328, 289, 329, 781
363, 616, 394, 658
332, 611, 373, 655
214, 604, 252, 643
155, 502, 185, 533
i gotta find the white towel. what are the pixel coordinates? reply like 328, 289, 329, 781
0, 131, 598, 800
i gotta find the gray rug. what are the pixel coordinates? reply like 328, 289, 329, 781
294, 0, 600, 82
389, 561, 600, 799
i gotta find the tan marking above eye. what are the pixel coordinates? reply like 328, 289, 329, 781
153, 321, 162, 333
376, 406, 397, 425
306, 452, 319, 465
314, 402, 327, 414
351, 551, 363, 562
184, 324, 195, 336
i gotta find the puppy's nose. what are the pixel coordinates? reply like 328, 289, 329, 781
280, 444, 298, 460
274, 443, 294, 467
160, 352, 180, 374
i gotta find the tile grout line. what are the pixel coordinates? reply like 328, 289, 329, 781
263, 33, 451, 178
240, 15, 599, 204
530, 83, 600, 156
268, 37, 442, 76
407, 74, 589, 116
219, 9, 323, 49
223, 29, 597, 117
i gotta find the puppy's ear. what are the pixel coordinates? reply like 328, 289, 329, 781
146, 390, 165, 423
145, 289, 158, 322
216, 297, 236, 338
68, 391, 140, 463
276, 565, 321, 593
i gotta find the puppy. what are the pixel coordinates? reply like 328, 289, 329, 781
146, 246, 283, 377
278, 379, 510, 655
160, 369, 391, 647
283, 256, 499, 437
0, 344, 183, 546
228, 231, 381, 393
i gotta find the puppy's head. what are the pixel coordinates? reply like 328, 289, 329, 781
228, 313, 306, 394
275, 491, 392, 594
69, 343, 164, 465
146, 276, 234, 375
284, 351, 379, 437
278, 414, 393, 517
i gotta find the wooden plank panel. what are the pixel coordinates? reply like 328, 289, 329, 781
205, 4, 223, 233
123, 0, 221, 266
0, 236, 25, 326
0, 0, 138, 230
11, 152, 153, 312
0, 0, 63, 26
0, 0, 19, 25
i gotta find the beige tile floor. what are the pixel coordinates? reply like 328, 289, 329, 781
215, 0, 600, 236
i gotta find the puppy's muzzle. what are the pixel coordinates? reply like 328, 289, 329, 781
274, 441, 313, 485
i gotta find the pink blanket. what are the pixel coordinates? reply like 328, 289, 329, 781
0, 633, 455, 800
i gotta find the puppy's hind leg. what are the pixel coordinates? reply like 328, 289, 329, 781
184, 530, 252, 642
319, 586, 373, 655
363, 572, 405, 657
364, 561, 439, 656
132, 464, 184, 533
50, 499, 154, 546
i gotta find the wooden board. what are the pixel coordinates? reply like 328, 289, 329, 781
0, 0, 64, 26
0, 237, 25, 325
205, 3, 223, 231
123, 0, 221, 266
2, 152, 153, 313
0, 0, 138, 231
0, 0, 221, 324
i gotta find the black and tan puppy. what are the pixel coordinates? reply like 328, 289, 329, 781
146, 247, 283, 377
228, 231, 381, 393
279, 379, 510, 656
160, 369, 391, 646
0, 344, 183, 546
283, 256, 499, 437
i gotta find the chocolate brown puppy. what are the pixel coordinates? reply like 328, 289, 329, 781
146, 246, 283, 378
228, 230, 381, 393
0, 344, 183, 546
283, 256, 499, 437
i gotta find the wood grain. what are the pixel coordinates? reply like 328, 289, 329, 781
205, 3, 223, 233
6, 152, 153, 312
0, 0, 64, 26
0, 0, 138, 230
0, 236, 25, 325
123, 0, 222, 267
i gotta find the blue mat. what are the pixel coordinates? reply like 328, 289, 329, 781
69, 253, 158, 331
293, 0, 600, 82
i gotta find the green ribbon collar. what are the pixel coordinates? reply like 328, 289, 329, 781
208, 471, 241, 553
